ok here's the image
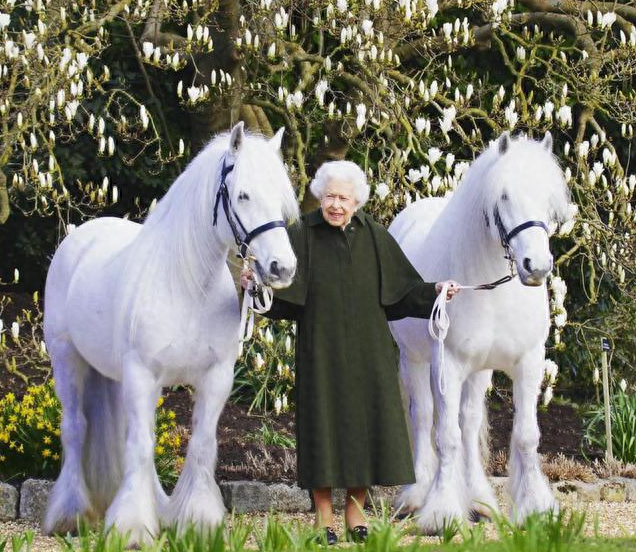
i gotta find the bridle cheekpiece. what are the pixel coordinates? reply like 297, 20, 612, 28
212, 156, 286, 259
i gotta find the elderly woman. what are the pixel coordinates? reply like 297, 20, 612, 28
241, 160, 458, 544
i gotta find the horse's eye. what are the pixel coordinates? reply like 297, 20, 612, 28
501, 192, 509, 201
238, 191, 250, 201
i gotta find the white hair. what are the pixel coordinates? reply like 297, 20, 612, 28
310, 160, 370, 207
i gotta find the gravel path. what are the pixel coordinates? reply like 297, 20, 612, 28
1, 494, 635, 551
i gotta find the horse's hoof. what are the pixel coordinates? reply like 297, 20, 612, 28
394, 508, 415, 521
469, 509, 492, 523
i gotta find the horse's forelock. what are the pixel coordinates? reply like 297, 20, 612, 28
229, 134, 299, 221
482, 135, 569, 223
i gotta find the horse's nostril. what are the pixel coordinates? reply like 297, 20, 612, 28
270, 260, 280, 276
523, 258, 532, 273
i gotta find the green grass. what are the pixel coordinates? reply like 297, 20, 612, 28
5, 508, 636, 551
247, 422, 296, 448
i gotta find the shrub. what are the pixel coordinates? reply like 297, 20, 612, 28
584, 386, 636, 464
233, 318, 295, 415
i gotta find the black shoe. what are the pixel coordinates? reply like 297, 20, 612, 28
315, 526, 338, 546
346, 525, 368, 543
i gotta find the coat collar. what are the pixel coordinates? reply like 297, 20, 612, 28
306, 208, 367, 227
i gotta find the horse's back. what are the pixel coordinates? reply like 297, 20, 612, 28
389, 197, 449, 275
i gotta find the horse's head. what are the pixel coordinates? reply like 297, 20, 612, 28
484, 132, 575, 286
216, 122, 299, 288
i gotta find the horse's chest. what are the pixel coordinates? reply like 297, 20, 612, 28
450, 293, 549, 370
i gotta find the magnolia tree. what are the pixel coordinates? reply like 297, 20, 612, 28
0, 0, 217, 230
2, 0, 636, 396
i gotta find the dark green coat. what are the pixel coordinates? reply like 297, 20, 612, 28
264, 209, 437, 489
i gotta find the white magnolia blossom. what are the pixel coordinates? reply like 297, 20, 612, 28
285, 335, 292, 352
187, 86, 201, 103
593, 367, 600, 385
274, 396, 282, 414
375, 182, 390, 200
543, 385, 553, 406
255, 352, 265, 369
142, 41, 154, 59
600, 12, 617, 29
544, 359, 559, 384
361, 19, 374, 36
543, 101, 555, 121
11, 322, 19, 340
504, 101, 518, 129
315, 79, 328, 106
265, 327, 274, 343
0, 13, 10, 28
140, 105, 149, 130
355, 103, 367, 130
620, 378, 628, 393
336, 0, 348, 11
408, 168, 422, 183
427, 147, 442, 165
556, 105, 572, 127
425, 0, 439, 17
439, 105, 456, 134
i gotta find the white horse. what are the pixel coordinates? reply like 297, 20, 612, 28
43, 122, 299, 543
389, 132, 573, 532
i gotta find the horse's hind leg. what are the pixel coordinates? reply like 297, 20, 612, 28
44, 338, 94, 535
168, 358, 233, 531
460, 371, 499, 520
509, 348, 557, 523
395, 350, 437, 515
105, 356, 161, 545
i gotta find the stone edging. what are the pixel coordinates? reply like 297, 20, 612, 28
1, 476, 636, 525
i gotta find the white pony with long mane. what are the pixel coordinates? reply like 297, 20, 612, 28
43, 122, 299, 543
389, 132, 573, 532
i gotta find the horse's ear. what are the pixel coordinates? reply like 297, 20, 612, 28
229, 121, 245, 154
541, 131, 553, 152
498, 132, 511, 155
270, 127, 285, 151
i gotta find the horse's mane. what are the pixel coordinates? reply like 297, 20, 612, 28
425, 135, 571, 283
114, 131, 299, 357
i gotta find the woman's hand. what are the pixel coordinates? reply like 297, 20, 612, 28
435, 281, 461, 301
240, 267, 254, 290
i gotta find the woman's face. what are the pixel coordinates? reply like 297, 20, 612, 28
320, 179, 358, 228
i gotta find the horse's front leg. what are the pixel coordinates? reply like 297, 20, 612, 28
395, 350, 437, 515
105, 355, 161, 545
509, 347, 557, 523
168, 358, 234, 531
460, 370, 499, 520
415, 346, 468, 534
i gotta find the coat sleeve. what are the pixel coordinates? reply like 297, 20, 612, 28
259, 218, 308, 321
368, 220, 437, 321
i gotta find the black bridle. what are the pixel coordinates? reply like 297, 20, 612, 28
212, 157, 286, 259
474, 206, 549, 291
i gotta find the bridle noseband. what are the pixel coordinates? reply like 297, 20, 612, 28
212, 157, 286, 259
476, 206, 549, 290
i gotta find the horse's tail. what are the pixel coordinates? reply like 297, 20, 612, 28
479, 398, 491, 470
82, 366, 125, 516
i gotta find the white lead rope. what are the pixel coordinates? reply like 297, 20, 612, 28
238, 259, 274, 353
